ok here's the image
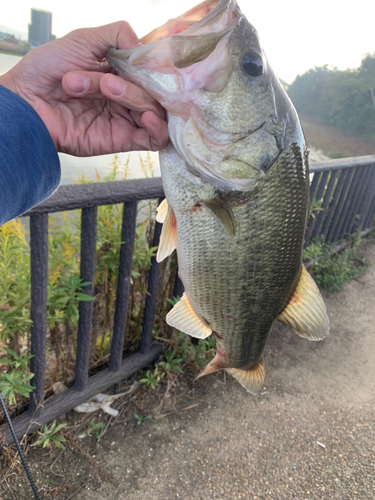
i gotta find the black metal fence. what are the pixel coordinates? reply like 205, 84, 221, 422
306, 155, 375, 245
1, 154, 375, 445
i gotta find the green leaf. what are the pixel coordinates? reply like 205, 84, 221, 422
75, 293, 95, 301
54, 423, 68, 433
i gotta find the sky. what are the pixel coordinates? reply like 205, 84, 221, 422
1, 0, 374, 83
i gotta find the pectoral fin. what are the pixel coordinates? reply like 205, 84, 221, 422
277, 265, 329, 341
156, 204, 177, 263
156, 198, 169, 223
166, 292, 212, 339
201, 198, 236, 236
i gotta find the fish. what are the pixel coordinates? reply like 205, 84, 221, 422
107, 0, 329, 393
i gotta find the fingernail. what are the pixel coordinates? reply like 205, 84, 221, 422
107, 75, 126, 96
66, 74, 89, 93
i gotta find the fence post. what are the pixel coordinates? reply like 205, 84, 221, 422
74, 206, 97, 392
326, 168, 354, 242
139, 199, 163, 355
353, 165, 375, 233
311, 170, 339, 240
29, 214, 49, 415
109, 201, 138, 372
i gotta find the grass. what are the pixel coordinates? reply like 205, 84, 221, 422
0, 50, 24, 57
304, 235, 370, 292
0, 154, 178, 420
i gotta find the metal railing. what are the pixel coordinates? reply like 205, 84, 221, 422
306, 155, 375, 245
1, 154, 374, 444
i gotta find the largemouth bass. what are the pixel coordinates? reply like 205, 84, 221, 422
107, 0, 329, 392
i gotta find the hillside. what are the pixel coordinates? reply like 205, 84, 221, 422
288, 54, 375, 148
300, 115, 374, 159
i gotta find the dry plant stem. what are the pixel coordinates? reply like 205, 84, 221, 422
64, 412, 99, 433
49, 448, 65, 478
0, 403, 40, 485
66, 482, 86, 500
99, 415, 114, 441
115, 393, 140, 422
153, 336, 174, 344
20, 400, 45, 449
154, 373, 180, 417
66, 435, 118, 486
0, 445, 21, 491
157, 403, 200, 419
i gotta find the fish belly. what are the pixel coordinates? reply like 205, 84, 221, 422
160, 142, 309, 369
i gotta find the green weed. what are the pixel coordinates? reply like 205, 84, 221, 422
304, 236, 370, 292
32, 420, 67, 450
0, 219, 31, 353
140, 368, 163, 389
158, 349, 183, 374
89, 422, 106, 440
0, 348, 34, 405
133, 413, 152, 425
0, 154, 178, 419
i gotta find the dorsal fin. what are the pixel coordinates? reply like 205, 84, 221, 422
277, 265, 329, 341
156, 204, 177, 263
166, 292, 212, 339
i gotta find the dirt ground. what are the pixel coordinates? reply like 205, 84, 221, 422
1, 239, 374, 500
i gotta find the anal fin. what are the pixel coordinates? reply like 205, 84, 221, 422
156, 204, 177, 263
166, 292, 212, 339
277, 265, 329, 341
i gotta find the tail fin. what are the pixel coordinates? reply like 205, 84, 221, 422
196, 354, 265, 394
226, 358, 265, 394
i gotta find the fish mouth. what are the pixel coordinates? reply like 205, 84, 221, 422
107, 0, 239, 71
106, 0, 280, 193
140, 0, 223, 45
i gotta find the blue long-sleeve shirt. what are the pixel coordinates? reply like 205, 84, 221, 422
0, 85, 61, 225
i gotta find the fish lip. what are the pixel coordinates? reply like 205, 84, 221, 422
106, 0, 239, 69
145, 0, 238, 42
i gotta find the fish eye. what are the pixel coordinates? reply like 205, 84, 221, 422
242, 51, 264, 77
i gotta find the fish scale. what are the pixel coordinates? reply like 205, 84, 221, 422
160, 141, 308, 370
107, 0, 329, 392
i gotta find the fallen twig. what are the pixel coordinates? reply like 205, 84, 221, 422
154, 373, 180, 417
157, 403, 199, 419
49, 448, 65, 478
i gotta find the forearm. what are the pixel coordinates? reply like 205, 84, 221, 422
0, 85, 60, 225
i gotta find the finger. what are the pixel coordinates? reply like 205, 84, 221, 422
63, 70, 167, 122
100, 73, 166, 119
62, 71, 102, 96
67, 21, 142, 61
130, 110, 143, 129
140, 111, 169, 151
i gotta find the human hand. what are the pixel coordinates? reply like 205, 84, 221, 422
0, 22, 169, 156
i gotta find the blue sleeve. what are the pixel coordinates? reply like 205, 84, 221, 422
0, 85, 61, 225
